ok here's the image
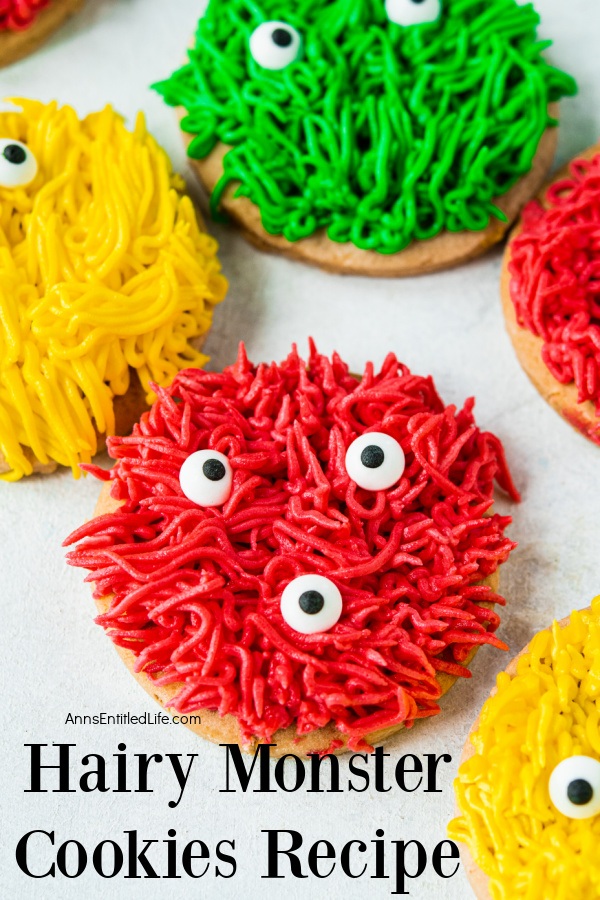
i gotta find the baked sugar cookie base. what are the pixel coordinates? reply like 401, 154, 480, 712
186, 107, 558, 277
456, 612, 576, 900
93, 483, 501, 757
501, 144, 600, 446
0, 0, 82, 68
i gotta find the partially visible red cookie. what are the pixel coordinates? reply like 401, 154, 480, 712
501, 144, 600, 446
0, 0, 82, 68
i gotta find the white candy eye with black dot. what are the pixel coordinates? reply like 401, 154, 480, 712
249, 21, 302, 70
385, 0, 441, 26
280, 574, 343, 635
0, 139, 38, 188
549, 756, 600, 819
179, 449, 233, 508
345, 432, 405, 491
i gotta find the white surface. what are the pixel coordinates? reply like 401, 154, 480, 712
1, 1, 599, 898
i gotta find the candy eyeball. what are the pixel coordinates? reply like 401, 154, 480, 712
549, 756, 600, 820
179, 449, 233, 508
0, 139, 38, 188
280, 574, 343, 635
249, 21, 302, 70
385, 0, 441, 27
345, 432, 405, 491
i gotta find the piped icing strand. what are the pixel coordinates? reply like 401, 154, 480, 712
0, 100, 227, 480
0, 0, 48, 31
449, 598, 600, 900
154, 0, 576, 254
509, 153, 600, 429
65, 344, 518, 750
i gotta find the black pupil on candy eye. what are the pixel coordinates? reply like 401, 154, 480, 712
567, 779, 594, 805
202, 459, 226, 482
299, 590, 325, 615
272, 27, 293, 47
3, 144, 26, 165
361, 445, 385, 469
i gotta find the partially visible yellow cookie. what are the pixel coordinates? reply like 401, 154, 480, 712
449, 600, 600, 900
0, 0, 82, 68
0, 99, 227, 481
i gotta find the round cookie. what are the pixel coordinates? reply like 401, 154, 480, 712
449, 599, 600, 899
0, 0, 81, 68
502, 145, 600, 446
154, 0, 576, 276
65, 344, 519, 755
0, 99, 227, 481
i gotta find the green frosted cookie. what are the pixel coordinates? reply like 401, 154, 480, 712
154, 0, 576, 270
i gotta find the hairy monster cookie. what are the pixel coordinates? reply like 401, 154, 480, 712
0, 0, 81, 68
449, 599, 600, 900
65, 344, 519, 755
154, 0, 576, 276
502, 145, 600, 446
0, 100, 227, 481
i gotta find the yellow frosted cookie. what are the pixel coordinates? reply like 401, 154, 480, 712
0, 99, 227, 480
449, 598, 600, 900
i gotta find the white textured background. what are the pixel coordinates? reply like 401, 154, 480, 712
1, 1, 599, 897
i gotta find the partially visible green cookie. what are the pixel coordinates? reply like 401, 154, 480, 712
155, 0, 576, 275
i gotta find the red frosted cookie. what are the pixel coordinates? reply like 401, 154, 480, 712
0, 0, 81, 67
65, 344, 519, 755
502, 144, 600, 445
